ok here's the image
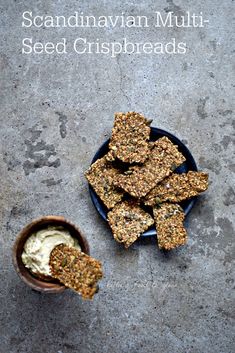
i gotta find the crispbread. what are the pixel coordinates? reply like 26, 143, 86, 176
153, 203, 187, 250
85, 154, 124, 209
109, 112, 151, 163
113, 137, 186, 198
144, 171, 209, 206
50, 244, 103, 299
108, 200, 154, 248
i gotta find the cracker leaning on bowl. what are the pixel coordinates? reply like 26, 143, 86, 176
50, 244, 103, 299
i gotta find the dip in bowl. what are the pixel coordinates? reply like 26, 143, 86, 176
12, 216, 89, 293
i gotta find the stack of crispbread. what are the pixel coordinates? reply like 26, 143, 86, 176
86, 112, 209, 250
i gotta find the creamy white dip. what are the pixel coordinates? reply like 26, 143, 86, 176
21, 226, 81, 276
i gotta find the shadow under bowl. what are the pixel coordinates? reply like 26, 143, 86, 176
12, 215, 90, 293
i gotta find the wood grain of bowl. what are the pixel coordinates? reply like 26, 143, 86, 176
12, 216, 90, 293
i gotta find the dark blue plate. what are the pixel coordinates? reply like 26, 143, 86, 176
89, 127, 198, 236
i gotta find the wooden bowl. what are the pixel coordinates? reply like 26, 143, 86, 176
12, 216, 90, 293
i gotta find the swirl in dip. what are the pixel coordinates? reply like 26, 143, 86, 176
21, 226, 81, 276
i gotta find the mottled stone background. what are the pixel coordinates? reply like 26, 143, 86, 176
0, 1, 234, 353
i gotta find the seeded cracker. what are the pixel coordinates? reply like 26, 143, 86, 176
109, 112, 151, 163
50, 244, 103, 299
85, 154, 124, 209
144, 171, 209, 206
113, 137, 186, 198
107, 200, 154, 248
153, 203, 187, 250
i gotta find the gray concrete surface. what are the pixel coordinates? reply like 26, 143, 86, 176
0, 0, 234, 352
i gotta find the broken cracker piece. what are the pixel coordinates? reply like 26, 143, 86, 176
108, 200, 154, 248
109, 112, 151, 164
50, 244, 103, 299
85, 154, 124, 209
113, 137, 186, 198
153, 203, 187, 250
144, 171, 209, 206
